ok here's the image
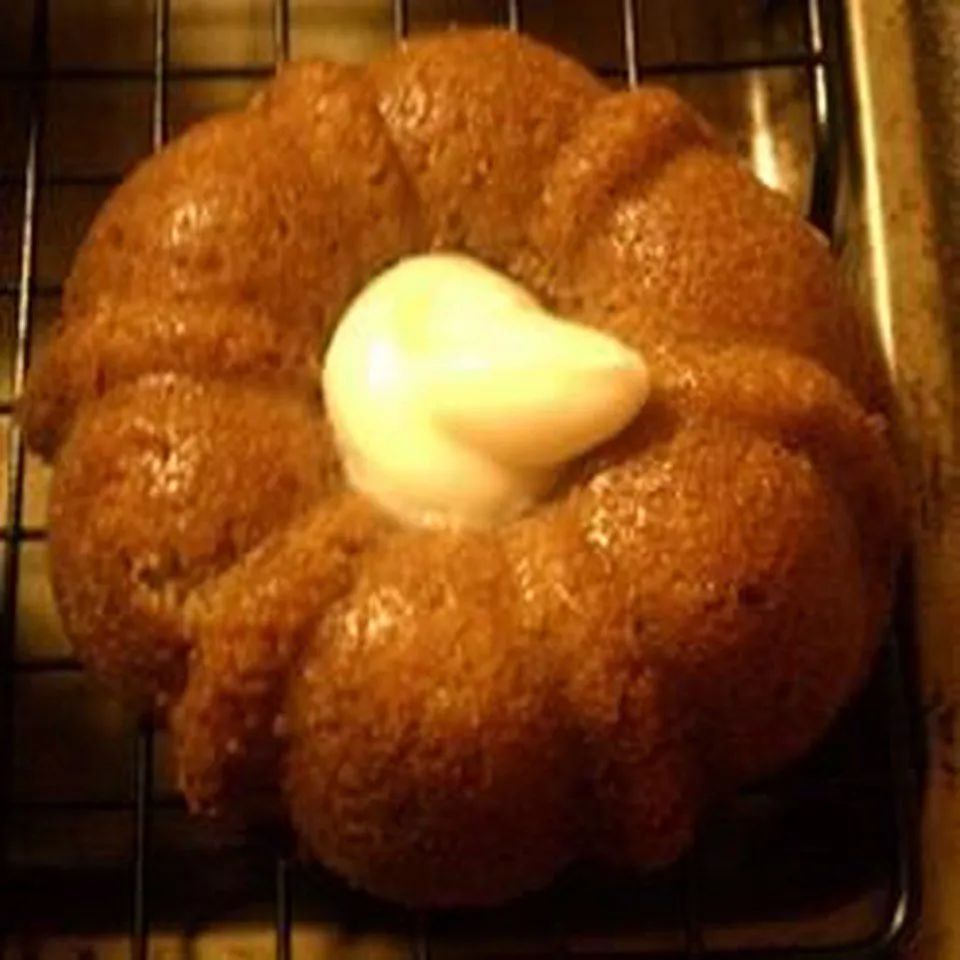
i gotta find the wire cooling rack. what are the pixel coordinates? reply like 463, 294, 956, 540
0, 1, 920, 957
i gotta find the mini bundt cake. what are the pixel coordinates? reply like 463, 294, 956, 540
21, 28, 904, 906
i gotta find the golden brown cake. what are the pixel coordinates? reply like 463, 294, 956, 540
21, 28, 904, 906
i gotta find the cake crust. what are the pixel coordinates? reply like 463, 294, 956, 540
20, 28, 904, 905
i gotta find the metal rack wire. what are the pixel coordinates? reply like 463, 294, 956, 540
0, 1, 919, 958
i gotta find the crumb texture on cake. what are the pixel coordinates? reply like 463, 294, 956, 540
20, 28, 904, 906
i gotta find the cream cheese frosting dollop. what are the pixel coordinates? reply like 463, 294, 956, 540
322, 253, 650, 528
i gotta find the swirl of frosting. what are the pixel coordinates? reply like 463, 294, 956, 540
322, 253, 650, 527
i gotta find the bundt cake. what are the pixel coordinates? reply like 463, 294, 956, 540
21, 28, 904, 906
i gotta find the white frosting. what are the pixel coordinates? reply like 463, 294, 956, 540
322, 253, 650, 529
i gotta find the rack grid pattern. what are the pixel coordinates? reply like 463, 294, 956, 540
0, 1, 919, 958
